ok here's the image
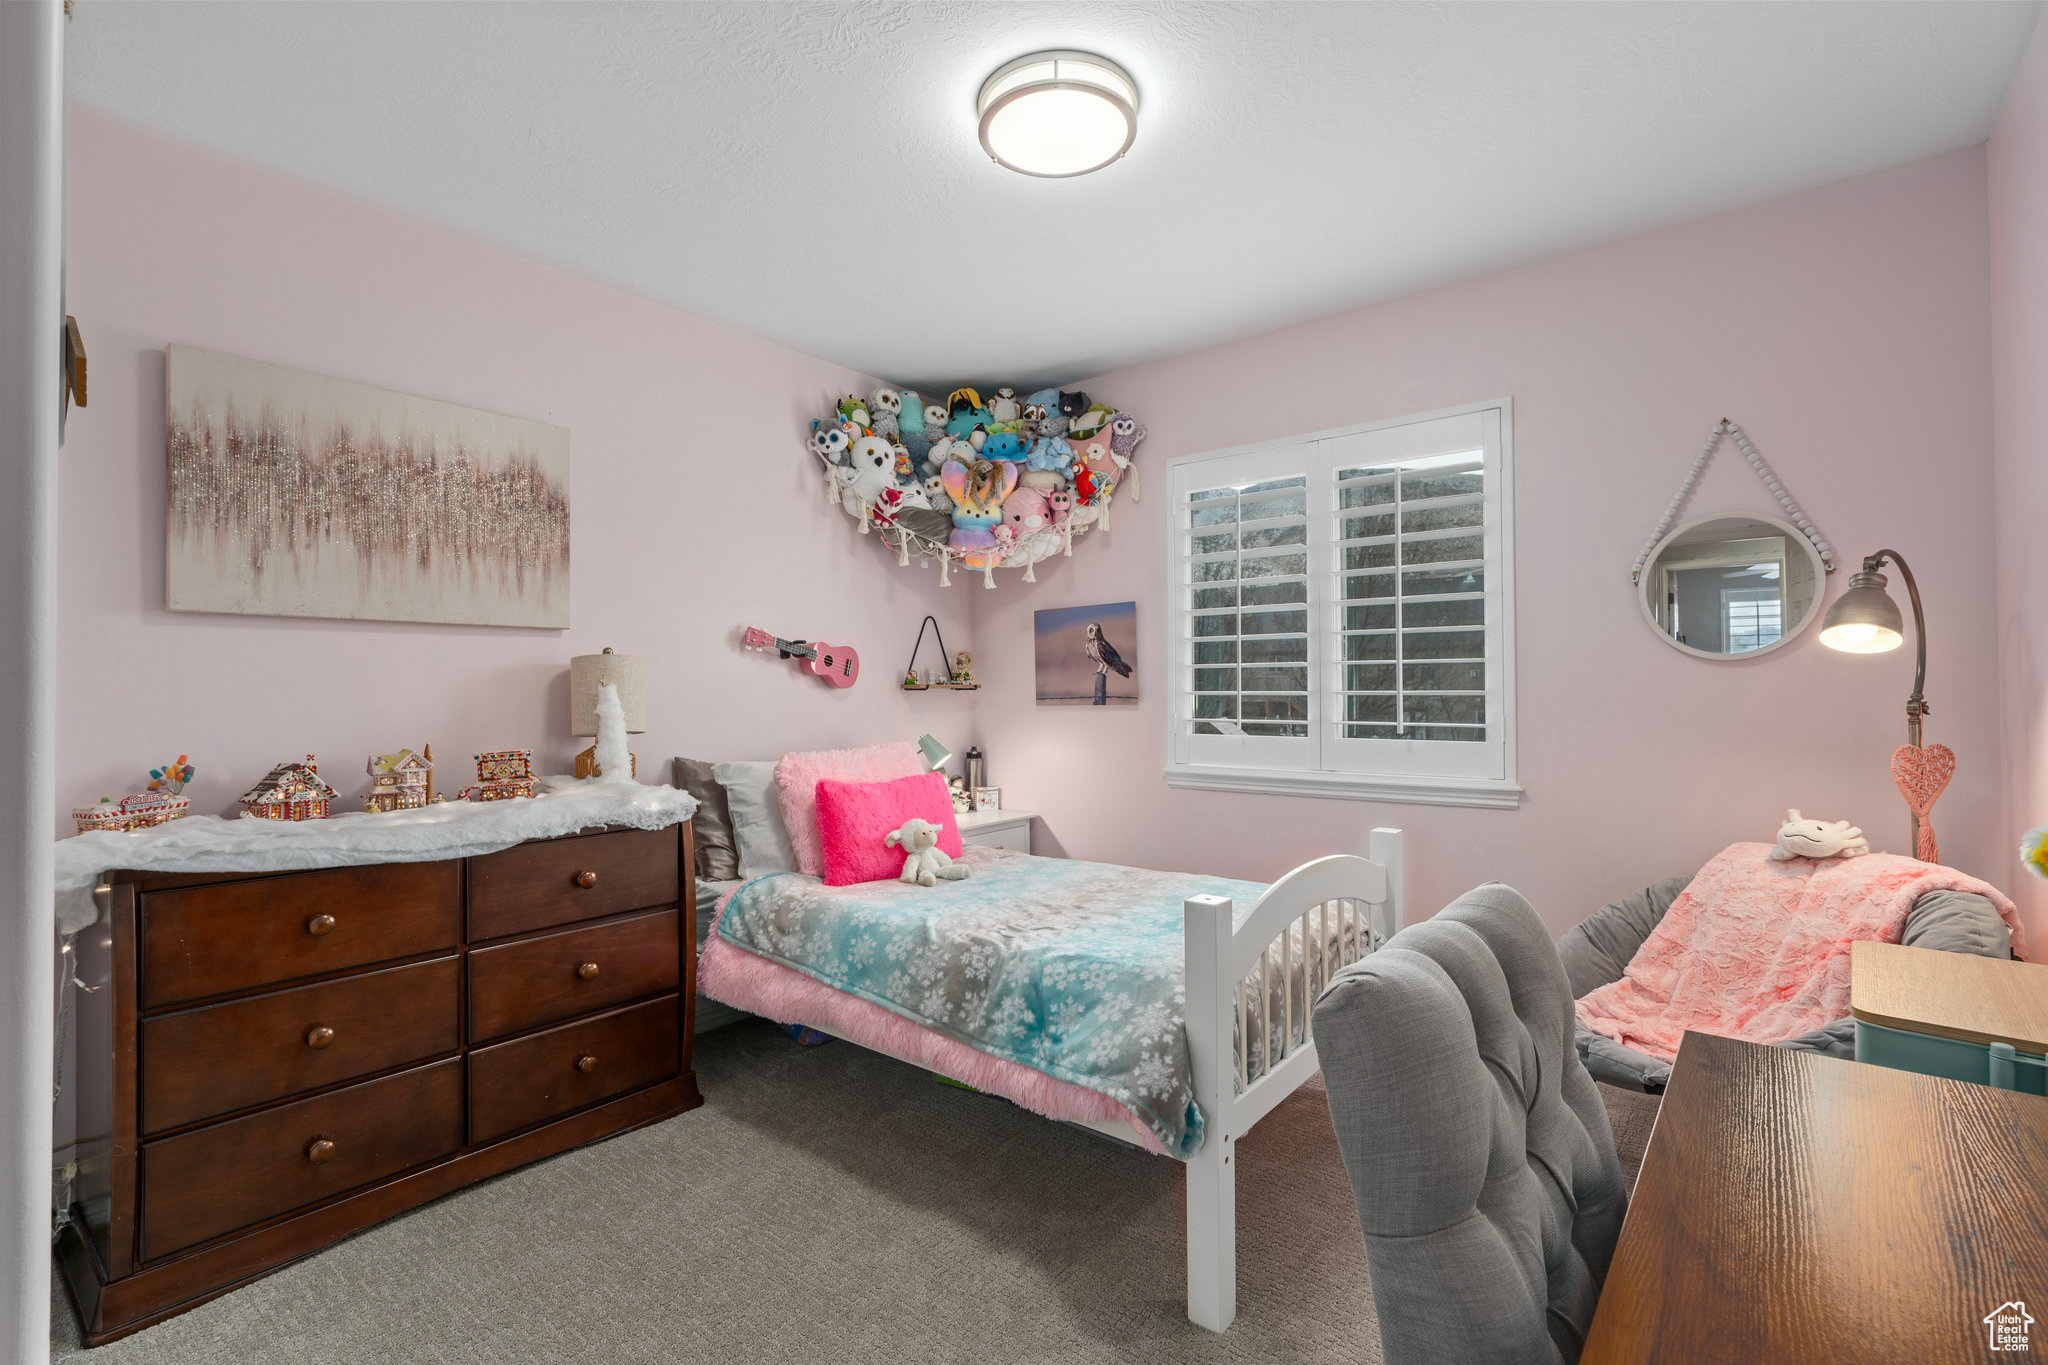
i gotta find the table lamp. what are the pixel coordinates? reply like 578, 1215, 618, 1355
1819, 549, 1941, 857
570, 647, 644, 779
918, 733, 951, 772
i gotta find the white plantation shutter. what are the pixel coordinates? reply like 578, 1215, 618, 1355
1167, 402, 1518, 807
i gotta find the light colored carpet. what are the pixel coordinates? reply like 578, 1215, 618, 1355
53, 1021, 1658, 1364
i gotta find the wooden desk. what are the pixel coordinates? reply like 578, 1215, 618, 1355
1582, 1032, 2048, 1365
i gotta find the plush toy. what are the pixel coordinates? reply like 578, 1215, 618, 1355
1046, 485, 1074, 525
922, 403, 949, 442
867, 388, 902, 439
870, 482, 929, 528
1018, 401, 1046, 443
809, 419, 852, 467
990, 522, 1018, 559
982, 430, 1026, 462
967, 426, 988, 452
921, 471, 954, 512
885, 817, 972, 886
1059, 390, 1090, 420
1026, 387, 1069, 438
987, 387, 1022, 425
1026, 434, 1075, 477
837, 394, 871, 429
1769, 809, 1870, 861
894, 506, 956, 549
1002, 484, 1056, 537
839, 434, 898, 522
942, 457, 1018, 567
1110, 413, 1146, 458
1068, 401, 1115, 440
946, 405, 994, 439
924, 434, 974, 476
892, 443, 918, 484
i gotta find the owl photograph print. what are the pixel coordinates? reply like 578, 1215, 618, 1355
1036, 601, 1137, 706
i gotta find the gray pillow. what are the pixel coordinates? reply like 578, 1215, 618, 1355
712, 760, 797, 879
673, 757, 738, 881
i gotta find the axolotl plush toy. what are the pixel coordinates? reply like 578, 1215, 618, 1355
1769, 809, 1871, 861
885, 817, 971, 886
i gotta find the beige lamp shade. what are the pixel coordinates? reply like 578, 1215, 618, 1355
569, 648, 646, 736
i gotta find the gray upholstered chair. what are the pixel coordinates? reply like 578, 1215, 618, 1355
1557, 874, 2013, 1091
1314, 883, 1627, 1365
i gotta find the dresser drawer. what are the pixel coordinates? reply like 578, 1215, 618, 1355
469, 995, 681, 1143
469, 909, 681, 1044
142, 957, 459, 1135
468, 827, 679, 941
961, 819, 1031, 853
141, 862, 461, 1008
141, 1058, 462, 1261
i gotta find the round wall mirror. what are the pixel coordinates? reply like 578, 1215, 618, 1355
1637, 512, 1827, 659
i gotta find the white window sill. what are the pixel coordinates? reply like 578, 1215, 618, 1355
1162, 764, 1523, 809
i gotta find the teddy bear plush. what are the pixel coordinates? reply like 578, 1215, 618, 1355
867, 388, 902, 439
1769, 809, 1870, 861
884, 818, 971, 886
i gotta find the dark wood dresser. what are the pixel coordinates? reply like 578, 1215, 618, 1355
57, 821, 700, 1345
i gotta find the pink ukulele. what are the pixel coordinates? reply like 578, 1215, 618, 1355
742, 626, 860, 688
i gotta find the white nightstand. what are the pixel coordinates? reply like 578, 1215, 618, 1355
958, 808, 1036, 854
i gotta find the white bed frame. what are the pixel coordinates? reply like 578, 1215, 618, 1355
1182, 826, 1404, 1331
794, 827, 1405, 1334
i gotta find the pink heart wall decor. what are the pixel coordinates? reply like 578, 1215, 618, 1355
1891, 742, 1955, 863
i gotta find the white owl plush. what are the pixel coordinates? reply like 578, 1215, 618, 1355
1769, 809, 1870, 861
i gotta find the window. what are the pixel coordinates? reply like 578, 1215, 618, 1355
1165, 401, 1518, 808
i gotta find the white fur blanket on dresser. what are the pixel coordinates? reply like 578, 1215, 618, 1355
52, 777, 697, 935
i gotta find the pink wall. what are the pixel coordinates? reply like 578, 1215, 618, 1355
971, 148, 2004, 933
59, 109, 975, 831
1991, 15, 2048, 949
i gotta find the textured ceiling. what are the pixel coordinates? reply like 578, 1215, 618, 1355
67, 1, 2042, 390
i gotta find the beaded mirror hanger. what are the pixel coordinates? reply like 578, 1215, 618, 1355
1630, 420, 1836, 585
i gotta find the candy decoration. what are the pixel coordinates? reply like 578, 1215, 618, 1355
146, 754, 195, 795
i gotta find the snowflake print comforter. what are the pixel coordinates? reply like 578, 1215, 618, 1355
714, 847, 1268, 1159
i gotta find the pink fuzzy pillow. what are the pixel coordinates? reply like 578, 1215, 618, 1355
774, 740, 926, 876
815, 773, 964, 886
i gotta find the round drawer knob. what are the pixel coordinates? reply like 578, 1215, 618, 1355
573, 870, 598, 889
305, 1025, 336, 1050
575, 961, 600, 981
306, 1138, 336, 1165
306, 914, 337, 936
575, 1053, 598, 1074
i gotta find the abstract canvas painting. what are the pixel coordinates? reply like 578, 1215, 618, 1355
165, 345, 571, 628
1036, 601, 1138, 706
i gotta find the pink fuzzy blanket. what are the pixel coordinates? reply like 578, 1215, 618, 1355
1575, 842, 2023, 1064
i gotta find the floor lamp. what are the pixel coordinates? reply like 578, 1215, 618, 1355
1818, 549, 1935, 857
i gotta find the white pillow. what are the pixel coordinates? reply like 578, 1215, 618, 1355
713, 760, 798, 879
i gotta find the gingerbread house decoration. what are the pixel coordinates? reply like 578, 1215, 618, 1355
239, 754, 339, 822
364, 747, 433, 812
72, 790, 191, 835
458, 748, 536, 803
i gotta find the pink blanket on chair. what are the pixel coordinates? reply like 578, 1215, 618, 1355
1575, 842, 2023, 1064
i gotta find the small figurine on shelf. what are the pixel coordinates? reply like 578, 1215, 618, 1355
364, 746, 434, 812
238, 755, 338, 821
950, 650, 978, 689
72, 788, 191, 835
146, 754, 195, 795
901, 664, 928, 691
458, 749, 537, 802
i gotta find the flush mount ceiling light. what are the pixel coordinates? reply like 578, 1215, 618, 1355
977, 51, 1138, 178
